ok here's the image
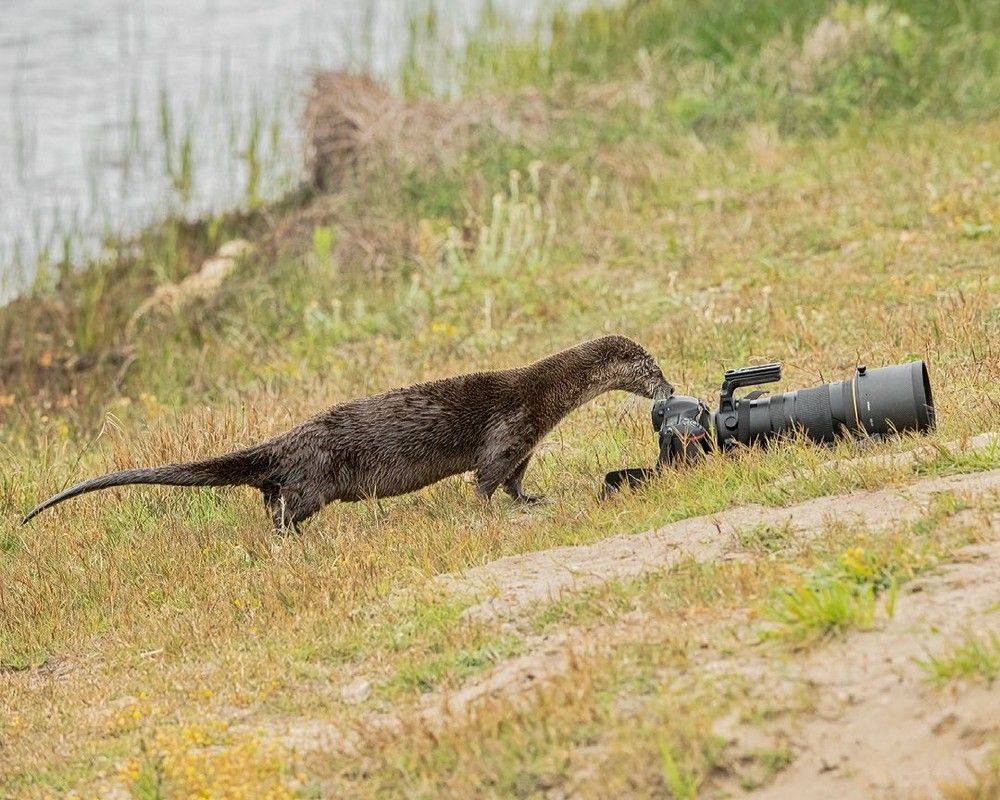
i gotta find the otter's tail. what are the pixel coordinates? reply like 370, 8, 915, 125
22, 447, 273, 524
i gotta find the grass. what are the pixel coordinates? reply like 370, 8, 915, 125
918, 631, 1000, 687
2, 489, 991, 796
761, 494, 978, 642
1, 0, 998, 797
285, 496, 986, 798
737, 747, 796, 792
121, 721, 299, 800
735, 521, 795, 554
763, 571, 881, 641
938, 750, 1000, 800
660, 743, 700, 799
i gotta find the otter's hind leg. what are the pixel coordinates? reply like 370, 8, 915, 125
263, 484, 322, 534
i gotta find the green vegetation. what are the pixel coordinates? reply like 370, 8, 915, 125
762, 494, 978, 641
1, 1, 997, 797
919, 631, 1000, 687
763, 567, 881, 641
660, 743, 701, 799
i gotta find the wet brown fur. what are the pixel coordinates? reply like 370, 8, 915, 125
24, 336, 671, 531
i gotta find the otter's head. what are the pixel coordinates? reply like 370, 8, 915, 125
585, 335, 673, 400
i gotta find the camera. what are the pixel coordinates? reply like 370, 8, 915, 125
605, 360, 935, 493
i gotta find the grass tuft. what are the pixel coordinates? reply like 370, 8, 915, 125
763, 569, 879, 642
918, 631, 1000, 687
660, 742, 700, 799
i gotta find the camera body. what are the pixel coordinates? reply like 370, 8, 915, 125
651, 393, 713, 466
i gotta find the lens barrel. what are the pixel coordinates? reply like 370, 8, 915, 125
715, 361, 934, 449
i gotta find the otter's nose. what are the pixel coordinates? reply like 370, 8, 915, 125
653, 382, 674, 401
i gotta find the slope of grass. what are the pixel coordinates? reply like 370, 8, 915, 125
1, 1, 998, 797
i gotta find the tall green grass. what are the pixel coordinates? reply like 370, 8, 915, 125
413, 0, 999, 135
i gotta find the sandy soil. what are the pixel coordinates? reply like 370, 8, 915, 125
269, 460, 999, 799
441, 466, 1000, 622
723, 538, 1000, 798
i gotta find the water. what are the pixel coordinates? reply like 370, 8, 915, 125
0, 0, 543, 299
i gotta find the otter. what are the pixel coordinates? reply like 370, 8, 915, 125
23, 336, 672, 532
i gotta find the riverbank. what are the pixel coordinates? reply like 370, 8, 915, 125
2, 1, 998, 797
1, 0, 995, 427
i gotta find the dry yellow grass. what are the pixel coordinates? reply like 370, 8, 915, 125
3, 116, 996, 796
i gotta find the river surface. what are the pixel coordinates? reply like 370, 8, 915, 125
0, 0, 544, 298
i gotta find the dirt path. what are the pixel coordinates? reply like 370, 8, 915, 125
442, 465, 1000, 622
272, 464, 999, 781
737, 537, 1000, 799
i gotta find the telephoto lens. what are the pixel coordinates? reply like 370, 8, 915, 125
715, 361, 935, 450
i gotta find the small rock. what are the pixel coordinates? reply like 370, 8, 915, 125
217, 238, 255, 259
341, 678, 371, 704
198, 256, 236, 282
931, 712, 958, 736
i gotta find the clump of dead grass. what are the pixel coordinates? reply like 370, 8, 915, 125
303, 71, 473, 192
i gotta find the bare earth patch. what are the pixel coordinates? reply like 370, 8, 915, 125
442, 464, 1000, 622
268, 464, 999, 783
729, 538, 1000, 799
